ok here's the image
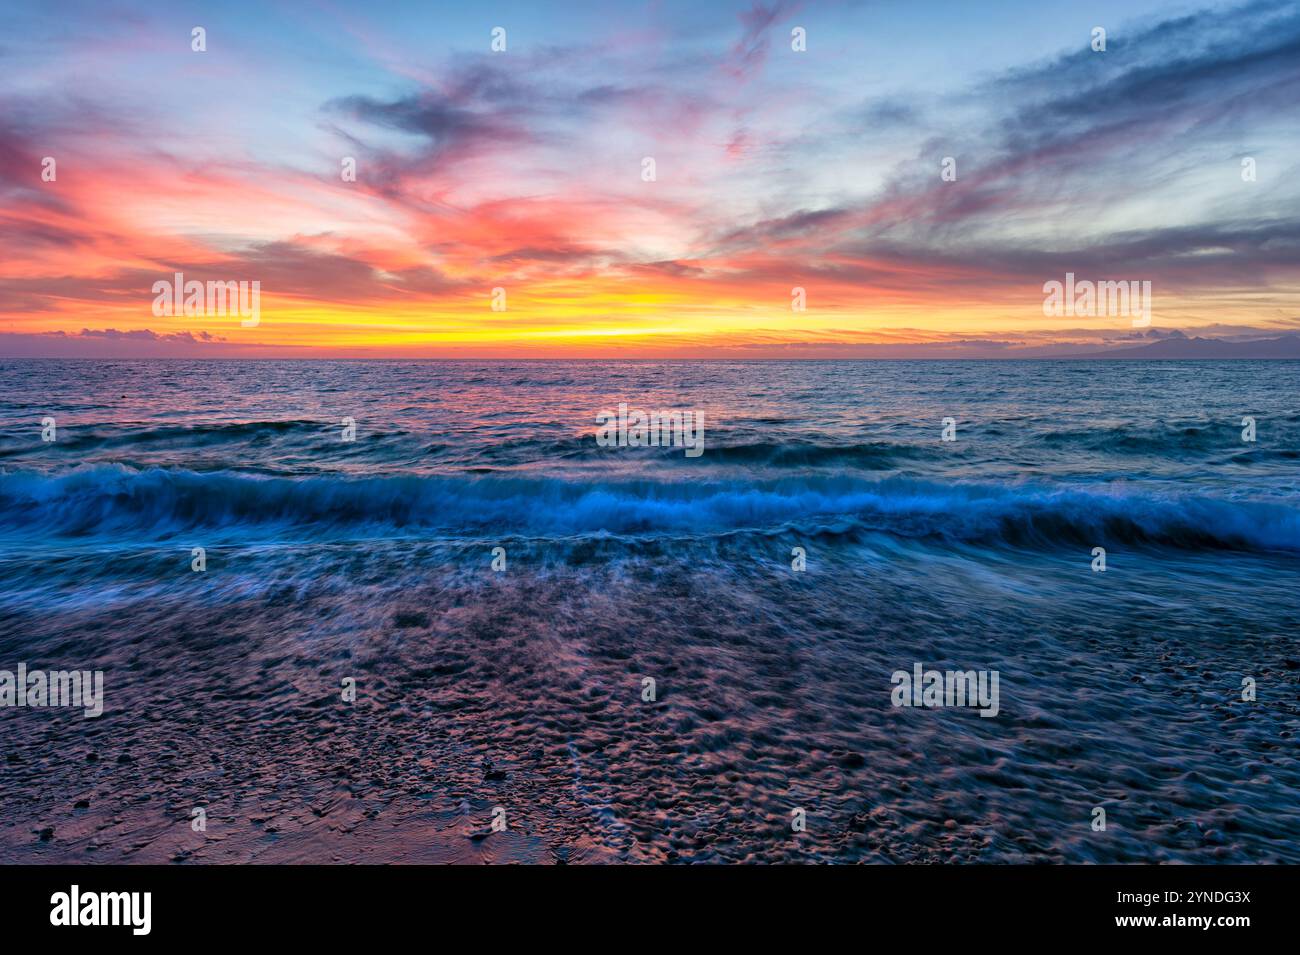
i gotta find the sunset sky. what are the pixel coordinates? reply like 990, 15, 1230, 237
1, 0, 1298, 358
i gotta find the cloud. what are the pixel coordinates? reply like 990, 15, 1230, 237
326, 76, 532, 181
691, 0, 1300, 311
0, 328, 246, 359
0, 240, 469, 316
71, 328, 222, 342
1, 0, 1297, 356
727, 1, 801, 79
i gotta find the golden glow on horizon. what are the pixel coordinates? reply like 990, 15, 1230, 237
6, 287, 1287, 356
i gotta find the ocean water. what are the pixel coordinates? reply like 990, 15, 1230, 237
0, 358, 1297, 863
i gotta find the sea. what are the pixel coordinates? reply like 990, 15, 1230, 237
0, 359, 1296, 862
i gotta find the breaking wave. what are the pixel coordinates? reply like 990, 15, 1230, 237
2, 465, 1298, 552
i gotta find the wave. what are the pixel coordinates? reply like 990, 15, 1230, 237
0, 420, 325, 455
1, 424, 931, 471
689, 440, 927, 468
2, 465, 1298, 553
1036, 420, 1300, 458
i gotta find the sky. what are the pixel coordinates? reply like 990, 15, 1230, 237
1, 0, 1297, 358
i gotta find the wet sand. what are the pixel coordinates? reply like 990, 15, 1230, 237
2, 536, 1296, 864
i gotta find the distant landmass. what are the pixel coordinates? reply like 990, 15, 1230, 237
1075, 333, 1300, 359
